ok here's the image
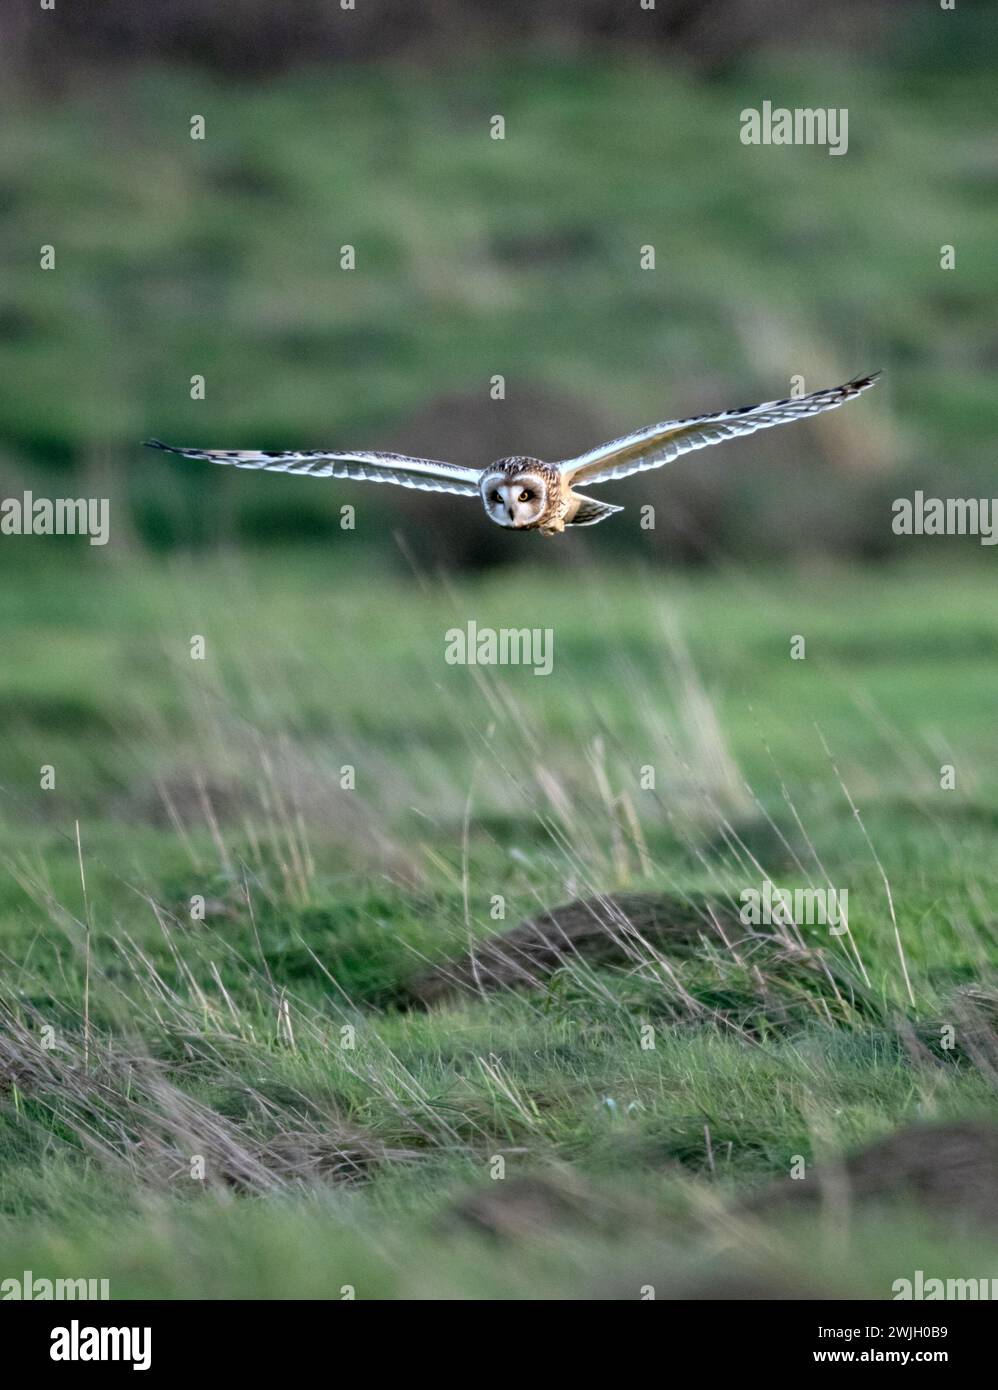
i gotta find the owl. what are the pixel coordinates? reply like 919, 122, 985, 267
145, 372, 879, 536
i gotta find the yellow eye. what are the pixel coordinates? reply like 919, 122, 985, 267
518, 490, 531, 503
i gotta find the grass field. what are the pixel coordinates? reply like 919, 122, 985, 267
2, 51, 996, 568
1, 548, 996, 1298
1, 21, 996, 1299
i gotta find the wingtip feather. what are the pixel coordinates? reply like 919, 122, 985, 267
849, 370, 882, 391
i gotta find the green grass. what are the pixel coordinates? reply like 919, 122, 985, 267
1, 51, 996, 563
1, 550, 996, 1297
2, 37, 997, 1298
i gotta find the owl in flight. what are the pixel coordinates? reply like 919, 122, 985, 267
146, 372, 879, 537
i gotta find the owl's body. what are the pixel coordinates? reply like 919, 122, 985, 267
145, 372, 879, 536
478, 458, 622, 534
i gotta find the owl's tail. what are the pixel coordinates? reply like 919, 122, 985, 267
568, 493, 625, 527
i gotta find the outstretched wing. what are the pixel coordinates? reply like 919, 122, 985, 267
143, 441, 481, 497
560, 373, 881, 487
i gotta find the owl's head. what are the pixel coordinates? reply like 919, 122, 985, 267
480, 458, 550, 529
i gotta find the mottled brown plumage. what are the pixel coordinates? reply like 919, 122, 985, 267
476, 456, 621, 534
145, 372, 880, 535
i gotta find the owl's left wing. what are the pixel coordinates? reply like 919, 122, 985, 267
144, 441, 482, 496
559, 373, 880, 487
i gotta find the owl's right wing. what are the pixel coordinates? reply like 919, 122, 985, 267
143, 441, 482, 497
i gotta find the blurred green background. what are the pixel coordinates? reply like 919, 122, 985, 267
1, 0, 995, 570
2, 0, 998, 1301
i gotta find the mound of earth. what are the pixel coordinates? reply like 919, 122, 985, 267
441, 1171, 640, 1242
743, 1121, 998, 1227
395, 891, 743, 1009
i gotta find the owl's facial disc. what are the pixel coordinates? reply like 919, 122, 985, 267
481, 468, 547, 529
